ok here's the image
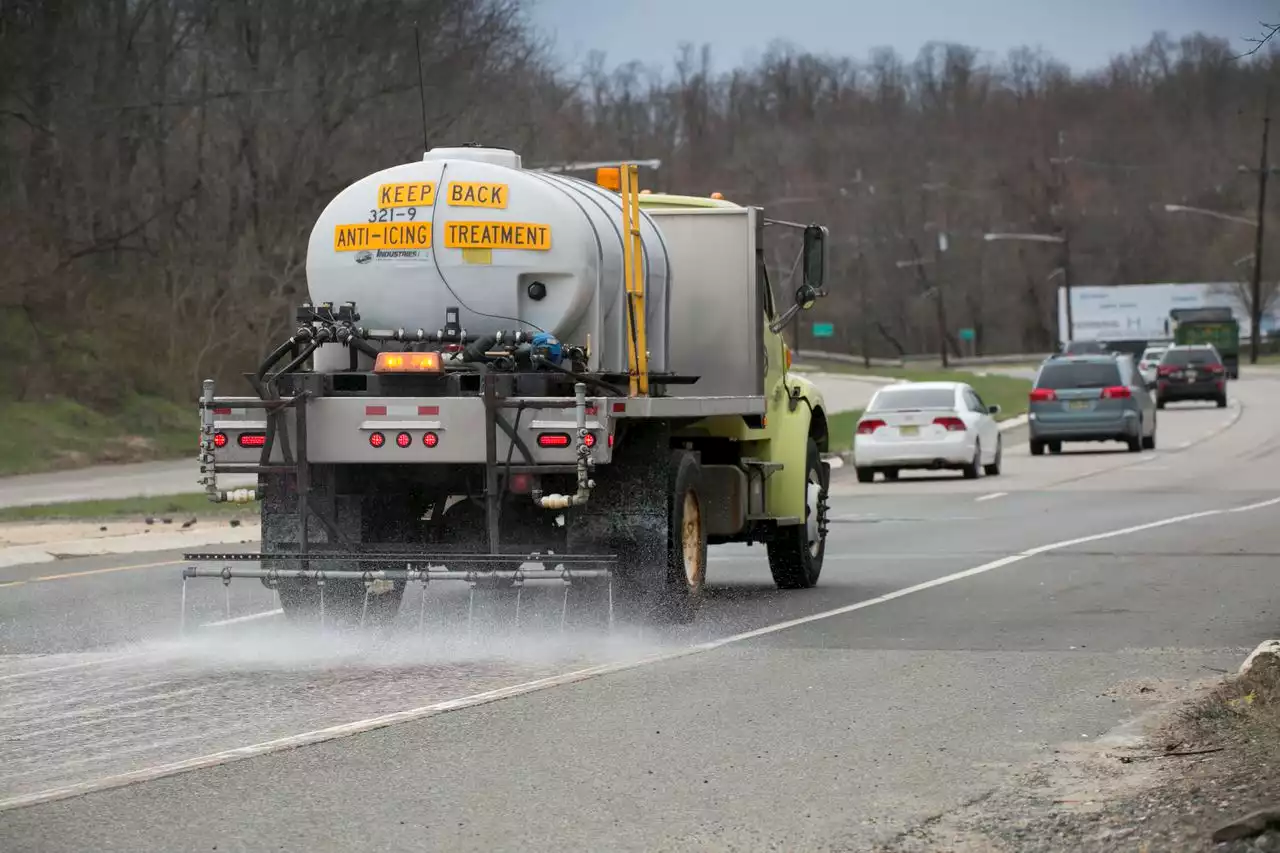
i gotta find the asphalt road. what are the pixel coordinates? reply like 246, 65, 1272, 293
0, 377, 1277, 851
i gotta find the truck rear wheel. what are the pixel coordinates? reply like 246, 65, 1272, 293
568, 424, 705, 626
767, 438, 827, 590
261, 473, 407, 629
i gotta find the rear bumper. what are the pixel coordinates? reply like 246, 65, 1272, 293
853, 435, 976, 468
1158, 381, 1225, 400
1029, 411, 1139, 441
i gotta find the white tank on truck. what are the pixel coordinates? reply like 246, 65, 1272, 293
306, 144, 672, 375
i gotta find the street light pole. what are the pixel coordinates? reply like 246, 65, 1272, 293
1248, 91, 1271, 365
1061, 234, 1073, 342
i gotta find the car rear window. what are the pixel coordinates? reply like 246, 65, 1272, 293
1142, 350, 1165, 361
1064, 341, 1108, 355
1162, 348, 1220, 366
1036, 361, 1122, 390
867, 387, 956, 411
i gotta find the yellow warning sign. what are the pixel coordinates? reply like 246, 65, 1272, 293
446, 182, 508, 209
377, 182, 435, 208
444, 222, 550, 251
333, 222, 433, 252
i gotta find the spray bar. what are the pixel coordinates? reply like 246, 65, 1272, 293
182, 566, 612, 582
183, 550, 615, 564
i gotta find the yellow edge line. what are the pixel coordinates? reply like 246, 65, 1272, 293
1, 559, 180, 588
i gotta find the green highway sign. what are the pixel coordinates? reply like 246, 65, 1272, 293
812, 322, 835, 338
958, 327, 975, 342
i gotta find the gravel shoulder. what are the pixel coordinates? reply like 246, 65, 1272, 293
875, 648, 1280, 853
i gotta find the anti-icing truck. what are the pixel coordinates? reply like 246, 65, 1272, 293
185, 145, 834, 628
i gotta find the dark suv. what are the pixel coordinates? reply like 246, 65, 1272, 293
1028, 354, 1157, 455
1155, 344, 1228, 409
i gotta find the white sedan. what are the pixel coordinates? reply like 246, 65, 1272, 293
852, 381, 1003, 483
1138, 345, 1167, 385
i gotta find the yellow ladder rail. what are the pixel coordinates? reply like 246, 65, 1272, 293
619, 163, 650, 397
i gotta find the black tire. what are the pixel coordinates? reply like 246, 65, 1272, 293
767, 438, 827, 590
1217, 395, 1228, 409
883, 468, 900, 481
1048, 441, 1063, 455
962, 441, 982, 479
1127, 423, 1143, 453
1142, 429, 1156, 450
1156, 397, 1166, 410
261, 472, 406, 629
568, 426, 705, 626
1030, 440, 1045, 457
855, 467, 874, 483
983, 437, 1003, 476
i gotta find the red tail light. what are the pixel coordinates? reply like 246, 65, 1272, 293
1100, 386, 1131, 399
933, 416, 967, 431
582, 433, 596, 447
1030, 388, 1057, 402
395, 431, 412, 448
237, 432, 267, 448
213, 432, 228, 448
422, 431, 439, 448
1208, 364, 1225, 374
369, 431, 385, 448
1157, 365, 1177, 377
538, 433, 572, 448
213, 407, 232, 415
857, 418, 886, 435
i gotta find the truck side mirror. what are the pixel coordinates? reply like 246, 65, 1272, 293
803, 224, 828, 296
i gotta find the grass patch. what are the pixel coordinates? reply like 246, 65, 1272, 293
0, 395, 195, 477
0, 493, 250, 523
827, 409, 863, 454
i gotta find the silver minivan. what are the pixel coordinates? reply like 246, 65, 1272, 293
1028, 354, 1157, 455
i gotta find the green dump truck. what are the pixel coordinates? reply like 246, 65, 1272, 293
1170, 307, 1239, 379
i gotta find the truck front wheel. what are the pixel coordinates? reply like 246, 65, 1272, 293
767, 438, 827, 590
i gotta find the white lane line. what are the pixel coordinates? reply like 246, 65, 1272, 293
974, 492, 1007, 503
0, 656, 138, 684
3, 492, 1276, 813
199, 609, 283, 628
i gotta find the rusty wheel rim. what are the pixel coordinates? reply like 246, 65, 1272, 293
681, 490, 704, 590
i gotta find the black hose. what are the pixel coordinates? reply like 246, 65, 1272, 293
267, 341, 319, 386
463, 334, 497, 363
533, 356, 627, 397
256, 338, 298, 385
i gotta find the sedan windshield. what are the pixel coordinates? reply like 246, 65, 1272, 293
867, 387, 956, 411
1036, 361, 1123, 390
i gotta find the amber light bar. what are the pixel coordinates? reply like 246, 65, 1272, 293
373, 352, 443, 374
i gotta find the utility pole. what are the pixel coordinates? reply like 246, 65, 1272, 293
1246, 90, 1272, 365
921, 167, 950, 368
1051, 130, 1074, 343
858, 251, 871, 369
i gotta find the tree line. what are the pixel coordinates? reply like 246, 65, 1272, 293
2, 0, 1276, 407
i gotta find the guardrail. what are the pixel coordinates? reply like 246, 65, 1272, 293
794, 349, 1051, 368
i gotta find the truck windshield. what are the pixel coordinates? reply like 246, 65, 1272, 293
1163, 348, 1220, 366
867, 387, 956, 411
1036, 361, 1122, 390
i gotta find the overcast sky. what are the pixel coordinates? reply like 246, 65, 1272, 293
529, 0, 1276, 75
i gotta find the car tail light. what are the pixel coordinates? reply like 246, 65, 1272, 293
538, 433, 572, 448
237, 432, 267, 448
1100, 386, 1131, 399
1208, 364, 1225, 374
933, 416, 966, 431
213, 432, 228, 448
369, 431, 385, 448
395, 431, 412, 448
1157, 365, 1177, 377
857, 418, 885, 435
422, 431, 439, 448
1030, 388, 1057, 402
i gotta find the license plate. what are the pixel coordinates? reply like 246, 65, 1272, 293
1187, 371, 1197, 381
899, 425, 919, 436
1069, 400, 1089, 410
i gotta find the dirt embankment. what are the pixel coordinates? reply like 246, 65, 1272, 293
877, 644, 1280, 853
